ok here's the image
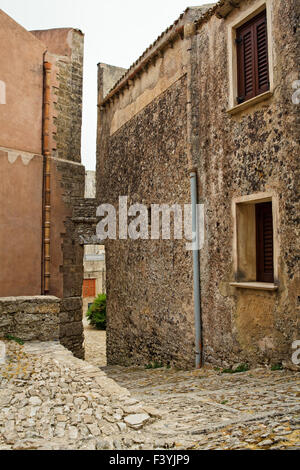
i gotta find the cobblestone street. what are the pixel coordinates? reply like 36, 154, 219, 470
84, 318, 300, 450
104, 364, 300, 450
0, 322, 299, 451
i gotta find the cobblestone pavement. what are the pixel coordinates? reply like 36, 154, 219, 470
84, 320, 300, 450
103, 364, 300, 450
0, 340, 160, 450
0, 329, 299, 450
83, 317, 106, 368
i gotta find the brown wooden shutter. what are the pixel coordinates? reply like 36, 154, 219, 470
256, 202, 274, 283
255, 12, 269, 95
236, 10, 269, 103
237, 23, 255, 102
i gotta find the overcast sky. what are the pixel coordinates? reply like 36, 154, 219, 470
1, 0, 209, 170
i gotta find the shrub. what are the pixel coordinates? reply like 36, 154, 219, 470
86, 294, 106, 330
271, 363, 283, 371
222, 363, 250, 374
5, 334, 24, 345
145, 361, 164, 370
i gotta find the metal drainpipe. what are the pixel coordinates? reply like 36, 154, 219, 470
190, 169, 202, 369
42, 61, 52, 294
183, 22, 203, 368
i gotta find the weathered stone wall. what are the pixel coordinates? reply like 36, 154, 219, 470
0, 296, 60, 342
98, 72, 195, 368
0, 295, 84, 358
32, 28, 84, 163
97, 0, 299, 369
59, 296, 84, 359
189, 0, 300, 366
31, 28, 86, 358
53, 30, 83, 163
98, 63, 127, 102
85, 170, 96, 198
51, 159, 85, 298
72, 197, 100, 246
49, 155, 85, 359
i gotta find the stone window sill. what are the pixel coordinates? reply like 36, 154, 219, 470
227, 91, 273, 115
230, 282, 278, 291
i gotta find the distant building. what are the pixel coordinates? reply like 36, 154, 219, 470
83, 171, 106, 314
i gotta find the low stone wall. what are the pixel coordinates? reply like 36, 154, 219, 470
0, 296, 60, 342
59, 297, 84, 359
0, 296, 84, 360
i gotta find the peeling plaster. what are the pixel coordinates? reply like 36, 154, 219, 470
0, 80, 6, 104
6, 150, 36, 165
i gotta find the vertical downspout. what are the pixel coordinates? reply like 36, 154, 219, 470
184, 23, 203, 368
42, 61, 52, 294
190, 170, 202, 368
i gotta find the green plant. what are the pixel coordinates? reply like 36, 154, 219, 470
5, 334, 24, 345
234, 363, 250, 373
222, 363, 250, 374
145, 361, 164, 369
86, 294, 106, 330
271, 363, 283, 371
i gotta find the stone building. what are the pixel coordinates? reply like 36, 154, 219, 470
0, 10, 87, 358
97, 0, 299, 368
83, 171, 106, 314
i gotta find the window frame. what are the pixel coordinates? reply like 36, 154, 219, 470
231, 193, 279, 290
227, 0, 274, 114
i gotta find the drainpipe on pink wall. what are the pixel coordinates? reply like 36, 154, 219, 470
42, 61, 52, 294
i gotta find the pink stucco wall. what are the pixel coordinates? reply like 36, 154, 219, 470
0, 9, 46, 154
31, 28, 74, 57
0, 10, 46, 296
0, 150, 43, 296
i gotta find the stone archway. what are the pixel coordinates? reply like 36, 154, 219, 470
72, 197, 106, 366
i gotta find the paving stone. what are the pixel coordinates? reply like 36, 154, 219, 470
1, 327, 300, 451
124, 414, 150, 428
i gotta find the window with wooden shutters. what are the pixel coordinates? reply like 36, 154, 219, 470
236, 10, 269, 104
256, 202, 274, 283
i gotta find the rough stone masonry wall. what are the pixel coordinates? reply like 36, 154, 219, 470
52, 30, 84, 163
189, 0, 300, 366
0, 296, 84, 358
0, 297, 60, 342
72, 198, 100, 246
50, 157, 85, 359
59, 296, 84, 359
98, 75, 195, 369
45, 29, 86, 358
